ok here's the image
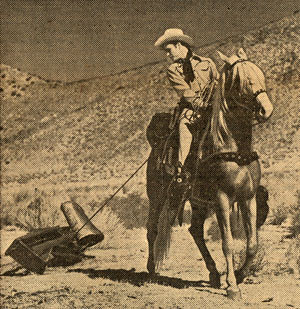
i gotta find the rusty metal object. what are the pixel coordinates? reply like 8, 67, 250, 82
61, 201, 104, 249
4, 201, 104, 275
4, 227, 76, 274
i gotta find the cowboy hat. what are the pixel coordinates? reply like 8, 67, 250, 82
154, 28, 194, 49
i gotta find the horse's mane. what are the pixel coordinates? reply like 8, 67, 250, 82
210, 57, 266, 151
210, 69, 232, 150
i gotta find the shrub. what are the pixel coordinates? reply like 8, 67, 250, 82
1, 201, 16, 228
207, 219, 221, 241
234, 240, 268, 276
15, 190, 65, 230
108, 193, 149, 229
1, 188, 66, 230
87, 208, 126, 250
13, 190, 30, 203
269, 206, 289, 225
286, 236, 300, 275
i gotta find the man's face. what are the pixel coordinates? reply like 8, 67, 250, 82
164, 43, 182, 62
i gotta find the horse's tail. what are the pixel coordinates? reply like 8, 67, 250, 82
154, 198, 172, 271
256, 185, 269, 229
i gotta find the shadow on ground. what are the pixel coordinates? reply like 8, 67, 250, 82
68, 268, 209, 289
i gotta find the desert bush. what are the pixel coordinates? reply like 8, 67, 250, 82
16, 199, 62, 230
1, 201, 17, 228
207, 219, 221, 241
13, 190, 30, 203
65, 188, 149, 229
269, 205, 289, 225
286, 236, 300, 275
234, 241, 268, 276
86, 207, 126, 250
1, 188, 66, 230
1, 189, 32, 228
107, 193, 149, 229
290, 210, 300, 238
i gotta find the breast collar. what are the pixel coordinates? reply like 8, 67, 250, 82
229, 58, 248, 70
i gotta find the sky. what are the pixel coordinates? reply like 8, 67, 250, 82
1, 0, 299, 82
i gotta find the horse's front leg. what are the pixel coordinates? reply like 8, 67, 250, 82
189, 205, 220, 288
216, 190, 241, 300
235, 197, 258, 284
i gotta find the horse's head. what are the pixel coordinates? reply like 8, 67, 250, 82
217, 49, 273, 122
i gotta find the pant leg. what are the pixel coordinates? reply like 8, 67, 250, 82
178, 108, 193, 165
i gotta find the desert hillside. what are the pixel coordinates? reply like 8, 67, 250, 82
1, 11, 299, 204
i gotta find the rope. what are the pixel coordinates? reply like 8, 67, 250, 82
76, 157, 149, 234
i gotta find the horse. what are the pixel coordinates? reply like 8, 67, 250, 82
146, 48, 273, 299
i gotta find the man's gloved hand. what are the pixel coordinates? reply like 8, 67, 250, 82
183, 89, 203, 110
183, 89, 196, 104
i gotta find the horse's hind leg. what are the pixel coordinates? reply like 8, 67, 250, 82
216, 190, 241, 299
189, 205, 220, 288
235, 197, 258, 284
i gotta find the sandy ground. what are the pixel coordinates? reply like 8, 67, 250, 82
1, 224, 300, 309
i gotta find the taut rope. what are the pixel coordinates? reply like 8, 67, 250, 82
76, 158, 149, 234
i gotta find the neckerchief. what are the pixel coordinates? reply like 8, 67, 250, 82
177, 49, 195, 84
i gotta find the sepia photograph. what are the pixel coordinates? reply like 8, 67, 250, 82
1, 0, 300, 308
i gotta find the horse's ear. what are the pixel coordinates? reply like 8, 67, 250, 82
237, 48, 248, 60
217, 50, 230, 63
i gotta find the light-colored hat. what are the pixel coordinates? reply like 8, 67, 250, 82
154, 28, 194, 49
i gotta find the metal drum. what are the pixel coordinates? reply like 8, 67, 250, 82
61, 201, 104, 248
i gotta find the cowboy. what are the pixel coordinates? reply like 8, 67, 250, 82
154, 28, 219, 183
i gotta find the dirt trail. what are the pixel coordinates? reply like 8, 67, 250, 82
1, 225, 300, 309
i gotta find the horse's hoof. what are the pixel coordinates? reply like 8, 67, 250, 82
147, 263, 155, 275
149, 271, 159, 278
209, 272, 221, 288
226, 287, 242, 300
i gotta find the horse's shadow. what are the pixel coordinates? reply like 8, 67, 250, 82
68, 268, 209, 289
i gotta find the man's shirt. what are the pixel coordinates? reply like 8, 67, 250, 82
167, 54, 219, 101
